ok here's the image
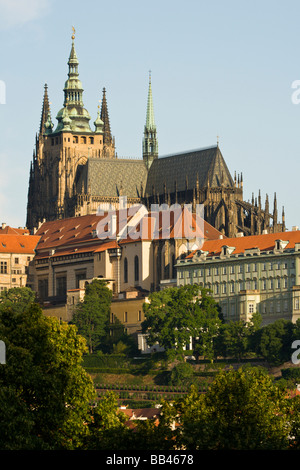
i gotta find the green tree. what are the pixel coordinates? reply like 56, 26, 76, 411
84, 391, 129, 450
72, 279, 112, 353
216, 312, 262, 361
176, 366, 291, 450
0, 287, 96, 450
252, 319, 294, 366
142, 285, 221, 361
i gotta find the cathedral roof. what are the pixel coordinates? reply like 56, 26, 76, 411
145, 145, 234, 196
78, 158, 148, 199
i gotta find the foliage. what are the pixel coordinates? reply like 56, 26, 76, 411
0, 287, 95, 450
252, 319, 294, 366
169, 362, 194, 386
83, 391, 129, 450
216, 313, 262, 361
71, 279, 112, 354
175, 366, 291, 450
142, 285, 222, 361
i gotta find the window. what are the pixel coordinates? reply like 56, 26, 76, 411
14, 257, 19, 264
207, 267, 211, 276
222, 283, 227, 294
270, 279, 274, 289
239, 265, 243, 274
138, 311, 142, 322
246, 264, 250, 273
284, 300, 288, 312
284, 277, 288, 288
249, 303, 254, 314
124, 312, 128, 323
223, 266, 227, 275
230, 265, 235, 274
215, 267, 219, 275
246, 280, 251, 290
215, 283, 219, 294
75, 270, 86, 289
295, 298, 300, 310
230, 282, 234, 293
0, 261, 7, 274
277, 278, 281, 289
124, 257, 128, 283
276, 301, 281, 313
38, 278, 48, 301
56, 276, 67, 297
134, 255, 139, 282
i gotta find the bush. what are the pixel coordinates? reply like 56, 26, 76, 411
169, 362, 194, 386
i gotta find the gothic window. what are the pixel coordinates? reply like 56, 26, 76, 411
124, 257, 128, 284
134, 255, 139, 282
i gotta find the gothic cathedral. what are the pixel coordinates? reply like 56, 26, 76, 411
26, 32, 285, 238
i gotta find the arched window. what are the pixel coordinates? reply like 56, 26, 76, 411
134, 255, 139, 282
124, 257, 128, 284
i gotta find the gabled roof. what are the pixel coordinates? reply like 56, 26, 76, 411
145, 145, 234, 196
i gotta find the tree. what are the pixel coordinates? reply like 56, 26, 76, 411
84, 391, 129, 450
214, 312, 262, 361
142, 285, 221, 361
0, 287, 96, 450
176, 366, 291, 450
252, 319, 294, 366
72, 279, 112, 354
193, 288, 223, 362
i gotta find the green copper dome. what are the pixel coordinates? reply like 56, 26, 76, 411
54, 34, 92, 133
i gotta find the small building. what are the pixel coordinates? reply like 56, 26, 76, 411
0, 227, 40, 293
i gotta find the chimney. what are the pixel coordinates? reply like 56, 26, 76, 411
1, 223, 6, 229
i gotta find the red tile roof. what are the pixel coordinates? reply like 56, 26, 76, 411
0, 234, 40, 254
34, 210, 223, 257
186, 230, 300, 259
0, 226, 30, 235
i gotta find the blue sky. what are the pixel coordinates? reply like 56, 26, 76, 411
0, 0, 299, 230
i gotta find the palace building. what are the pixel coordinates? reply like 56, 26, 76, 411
26, 31, 285, 239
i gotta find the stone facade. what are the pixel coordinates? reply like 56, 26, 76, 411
176, 230, 300, 325
0, 228, 40, 292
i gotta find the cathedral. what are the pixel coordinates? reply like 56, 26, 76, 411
26, 32, 285, 238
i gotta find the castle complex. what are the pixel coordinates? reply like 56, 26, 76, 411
26, 32, 285, 239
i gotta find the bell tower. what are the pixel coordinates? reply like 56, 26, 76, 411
26, 29, 116, 230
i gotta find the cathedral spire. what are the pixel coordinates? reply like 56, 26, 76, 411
101, 87, 112, 146
39, 83, 50, 135
55, 28, 91, 132
143, 71, 158, 169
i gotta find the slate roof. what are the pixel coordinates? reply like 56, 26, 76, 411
77, 158, 148, 199
145, 145, 234, 196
